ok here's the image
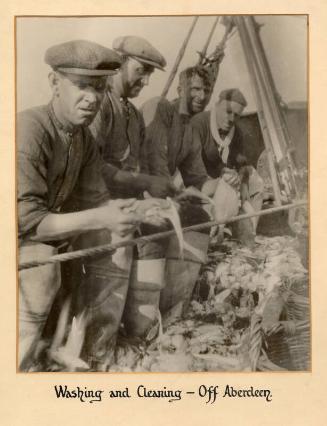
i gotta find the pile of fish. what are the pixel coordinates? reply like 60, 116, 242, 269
109, 234, 308, 372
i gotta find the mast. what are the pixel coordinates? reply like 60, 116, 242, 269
197, 16, 220, 65
245, 16, 299, 199
161, 16, 198, 98
234, 16, 301, 204
234, 16, 283, 205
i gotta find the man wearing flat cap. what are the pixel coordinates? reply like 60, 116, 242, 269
90, 35, 176, 199
190, 88, 264, 232
89, 36, 182, 337
17, 40, 141, 371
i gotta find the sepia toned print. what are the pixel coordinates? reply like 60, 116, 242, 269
16, 15, 308, 373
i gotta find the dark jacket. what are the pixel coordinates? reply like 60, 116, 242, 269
17, 103, 108, 239
89, 89, 148, 182
142, 97, 208, 189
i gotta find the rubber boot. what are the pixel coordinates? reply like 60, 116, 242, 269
19, 243, 61, 371
123, 258, 166, 338
73, 231, 133, 371
160, 231, 210, 324
249, 193, 264, 231
233, 201, 256, 248
233, 193, 264, 249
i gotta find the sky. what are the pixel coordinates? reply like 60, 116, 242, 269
16, 15, 307, 113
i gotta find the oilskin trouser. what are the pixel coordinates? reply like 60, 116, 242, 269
123, 258, 166, 337
73, 230, 133, 370
122, 227, 168, 338
19, 242, 61, 371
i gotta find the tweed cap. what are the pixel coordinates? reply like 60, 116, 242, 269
45, 40, 122, 76
113, 36, 166, 71
219, 88, 247, 107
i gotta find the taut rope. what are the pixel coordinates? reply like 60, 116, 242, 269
18, 200, 307, 271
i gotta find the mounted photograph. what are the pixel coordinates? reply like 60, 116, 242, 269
16, 15, 309, 373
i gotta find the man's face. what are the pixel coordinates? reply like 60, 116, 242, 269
215, 99, 244, 134
186, 74, 210, 115
120, 57, 154, 98
51, 72, 107, 127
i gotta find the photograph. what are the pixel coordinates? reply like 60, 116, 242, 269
16, 14, 309, 373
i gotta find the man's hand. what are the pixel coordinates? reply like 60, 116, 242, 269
221, 168, 240, 188
96, 199, 141, 237
145, 175, 178, 198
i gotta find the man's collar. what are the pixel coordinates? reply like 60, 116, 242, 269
108, 74, 127, 100
171, 98, 190, 118
178, 98, 191, 117
48, 101, 78, 136
108, 86, 124, 101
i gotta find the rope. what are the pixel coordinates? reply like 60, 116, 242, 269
283, 321, 297, 336
18, 200, 307, 271
161, 16, 198, 98
265, 319, 309, 337
249, 313, 263, 371
197, 16, 220, 64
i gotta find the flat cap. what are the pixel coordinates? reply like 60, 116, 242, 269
45, 40, 122, 76
219, 89, 248, 107
219, 88, 247, 107
113, 36, 166, 71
